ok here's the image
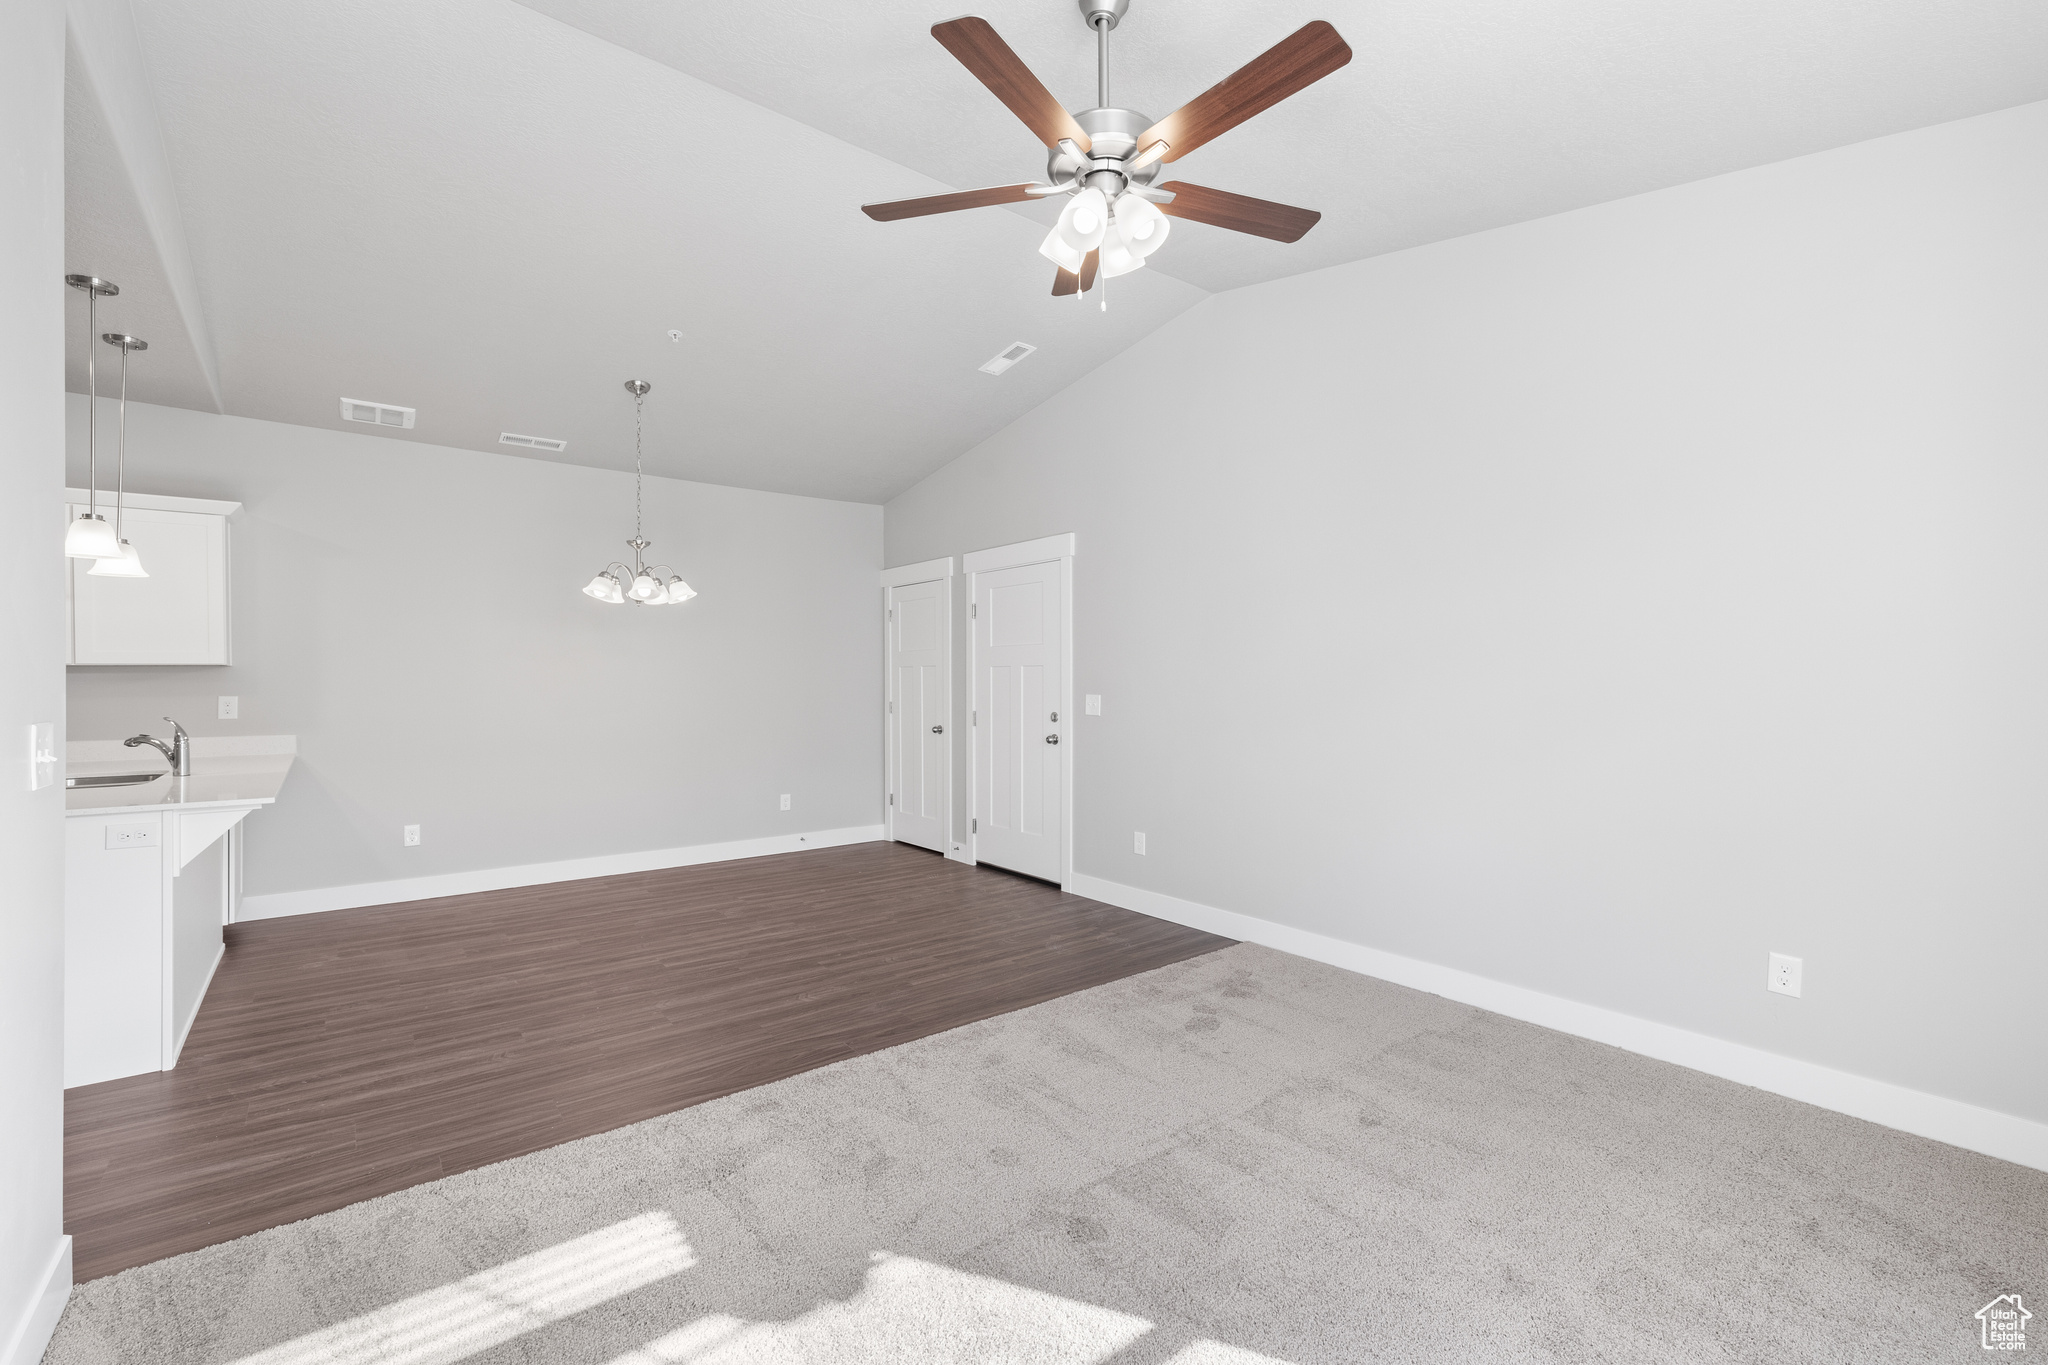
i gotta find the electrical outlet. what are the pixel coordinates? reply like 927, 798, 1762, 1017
106, 823, 158, 849
1767, 952, 1802, 997
779, 793, 791, 811
1085, 694, 1102, 716
403, 824, 421, 847
28, 723, 56, 791
218, 695, 239, 720
1133, 831, 1147, 855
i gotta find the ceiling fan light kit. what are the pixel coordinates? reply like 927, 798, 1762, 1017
862, 1, 1350, 303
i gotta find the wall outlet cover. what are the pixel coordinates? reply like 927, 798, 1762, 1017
403, 824, 421, 847
1085, 694, 1102, 716
1768, 952, 1803, 997
779, 794, 791, 811
1133, 831, 1147, 855
106, 823, 158, 849
218, 696, 239, 720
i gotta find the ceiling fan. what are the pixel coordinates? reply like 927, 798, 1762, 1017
862, 0, 1351, 300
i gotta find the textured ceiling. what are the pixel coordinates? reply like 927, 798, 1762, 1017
520, 0, 2048, 295
68, 0, 1205, 503
66, 0, 2048, 501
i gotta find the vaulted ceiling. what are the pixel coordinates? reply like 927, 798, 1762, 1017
66, 0, 2048, 502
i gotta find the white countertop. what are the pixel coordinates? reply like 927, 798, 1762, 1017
66, 736, 296, 816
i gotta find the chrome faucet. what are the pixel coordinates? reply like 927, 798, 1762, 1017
125, 717, 192, 776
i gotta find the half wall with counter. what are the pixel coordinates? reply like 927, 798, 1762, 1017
64, 736, 294, 1088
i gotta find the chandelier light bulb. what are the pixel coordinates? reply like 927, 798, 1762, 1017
86, 538, 148, 577
583, 573, 616, 600
629, 573, 660, 601
66, 514, 121, 560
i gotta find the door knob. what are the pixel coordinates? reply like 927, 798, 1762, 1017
1045, 734, 1060, 745
931, 725, 943, 734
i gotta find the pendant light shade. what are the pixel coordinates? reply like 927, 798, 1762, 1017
580, 379, 696, 608
87, 539, 148, 577
66, 516, 120, 559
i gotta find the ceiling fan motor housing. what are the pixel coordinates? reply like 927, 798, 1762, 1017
1077, 0, 1129, 30
1048, 106, 1161, 193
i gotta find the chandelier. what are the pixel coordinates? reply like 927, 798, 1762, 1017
581, 379, 696, 607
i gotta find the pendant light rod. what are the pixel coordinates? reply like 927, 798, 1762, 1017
625, 378, 649, 546
66, 275, 118, 519
103, 334, 147, 542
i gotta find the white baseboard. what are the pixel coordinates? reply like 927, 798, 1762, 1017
240, 825, 887, 921
0, 1235, 71, 1365
1070, 873, 2048, 1174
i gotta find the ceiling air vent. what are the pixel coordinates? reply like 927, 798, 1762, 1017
499, 432, 568, 452
978, 342, 1036, 376
339, 397, 416, 429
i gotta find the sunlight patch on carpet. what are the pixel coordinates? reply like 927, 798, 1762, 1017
234, 1212, 695, 1365
598, 1251, 1293, 1364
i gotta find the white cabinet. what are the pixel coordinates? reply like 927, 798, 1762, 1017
65, 489, 238, 665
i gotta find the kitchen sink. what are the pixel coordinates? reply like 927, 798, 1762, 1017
67, 772, 167, 788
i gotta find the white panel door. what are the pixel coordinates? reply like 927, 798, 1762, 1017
888, 578, 948, 852
974, 560, 1063, 881
68, 503, 230, 664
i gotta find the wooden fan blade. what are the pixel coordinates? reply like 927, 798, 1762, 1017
933, 17, 1091, 152
1050, 250, 1101, 296
863, 183, 1042, 222
1139, 21, 1351, 163
1157, 181, 1320, 243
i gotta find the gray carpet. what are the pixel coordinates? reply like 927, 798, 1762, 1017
45, 943, 2046, 1365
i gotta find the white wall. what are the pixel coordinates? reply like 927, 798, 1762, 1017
887, 102, 2048, 1132
0, 3, 74, 1362
66, 400, 883, 906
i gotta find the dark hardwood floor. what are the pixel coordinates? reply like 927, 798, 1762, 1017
64, 841, 1231, 1281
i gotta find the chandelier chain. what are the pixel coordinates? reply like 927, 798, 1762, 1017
634, 388, 644, 544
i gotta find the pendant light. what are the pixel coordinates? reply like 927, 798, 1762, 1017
580, 380, 696, 607
63, 275, 122, 559
88, 333, 149, 578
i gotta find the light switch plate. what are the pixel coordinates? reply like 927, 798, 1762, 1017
1767, 952, 1802, 997
1133, 831, 1146, 855
218, 696, 239, 719
1085, 695, 1102, 716
106, 823, 158, 849
28, 723, 56, 791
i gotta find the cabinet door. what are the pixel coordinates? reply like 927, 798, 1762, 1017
68, 504, 231, 664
